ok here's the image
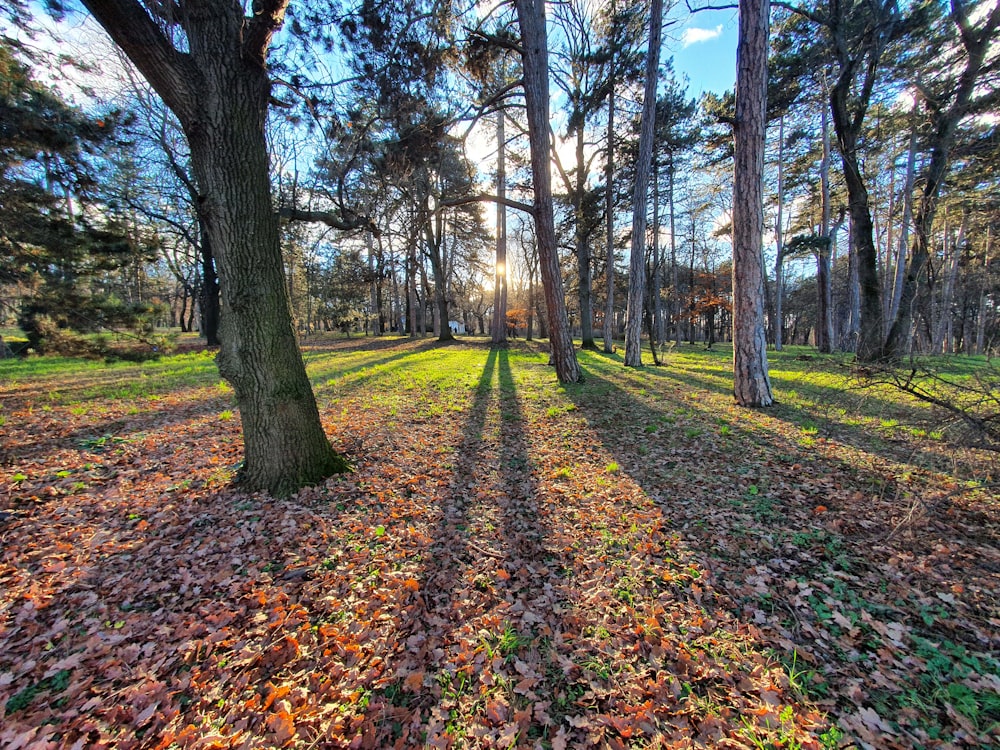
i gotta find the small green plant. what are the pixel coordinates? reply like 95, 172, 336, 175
481, 623, 530, 662
605, 461, 619, 474
218, 409, 234, 421
5, 669, 72, 714
720, 424, 731, 436
12, 472, 27, 483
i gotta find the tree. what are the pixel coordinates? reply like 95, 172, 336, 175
0, 44, 162, 355
623, 0, 665, 368
884, 0, 1000, 358
592, 0, 646, 354
514, 0, 582, 383
79, 0, 347, 496
732, 0, 774, 406
552, 0, 603, 351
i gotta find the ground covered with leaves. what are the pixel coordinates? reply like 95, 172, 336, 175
1, 337, 997, 749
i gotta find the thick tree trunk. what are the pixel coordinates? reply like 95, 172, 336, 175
623, 0, 663, 368
515, 0, 582, 383
83, 0, 345, 496
831, 95, 883, 360
731, 0, 774, 407
187, 74, 344, 494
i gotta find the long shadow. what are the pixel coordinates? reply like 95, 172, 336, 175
561, 352, 1000, 743
307, 339, 447, 398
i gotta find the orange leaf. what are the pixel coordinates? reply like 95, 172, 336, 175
404, 670, 425, 692
266, 709, 295, 745
403, 578, 420, 592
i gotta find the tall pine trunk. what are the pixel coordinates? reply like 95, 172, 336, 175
773, 116, 784, 351
515, 0, 582, 383
603, 62, 617, 354
623, 0, 663, 367
731, 0, 774, 406
575, 123, 596, 349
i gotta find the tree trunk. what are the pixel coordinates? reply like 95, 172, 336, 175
492, 109, 508, 346
831, 87, 883, 360
82, 0, 345, 496
669, 156, 681, 346
423, 207, 454, 343
887, 106, 917, 333
407, 231, 419, 337
652, 155, 663, 348
731, 0, 774, 407
817, 101, 834, 353
575, 121, 596, 349
603, 58, 617, 354
623, 0, 663, 368
515, 0, 582, 383
773, 116, 784, 351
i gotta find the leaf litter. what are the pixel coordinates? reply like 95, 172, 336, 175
0, 338, 997, 748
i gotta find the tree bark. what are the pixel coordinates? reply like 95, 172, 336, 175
515, 0, 582, 383
623, 0, 663, 368
199, 218, 221, 346
731, 0, 774, 407
82, 0, 346, 496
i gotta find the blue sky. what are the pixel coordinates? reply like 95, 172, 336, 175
668, 8, 740, 98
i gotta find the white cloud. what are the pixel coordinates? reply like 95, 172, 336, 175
682, 24, 724, 48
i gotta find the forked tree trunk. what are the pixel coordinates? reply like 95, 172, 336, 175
731, 0, 774, 407
515, 0, 582, 383
83, 0, 346, 497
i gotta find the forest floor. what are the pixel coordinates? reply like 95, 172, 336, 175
1, 336, 997, 750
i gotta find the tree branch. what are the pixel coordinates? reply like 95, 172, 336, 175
244, 0, 290, 67
439, 193, 534, 216
277, 206, 377, 235
80, 0, 200, 124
